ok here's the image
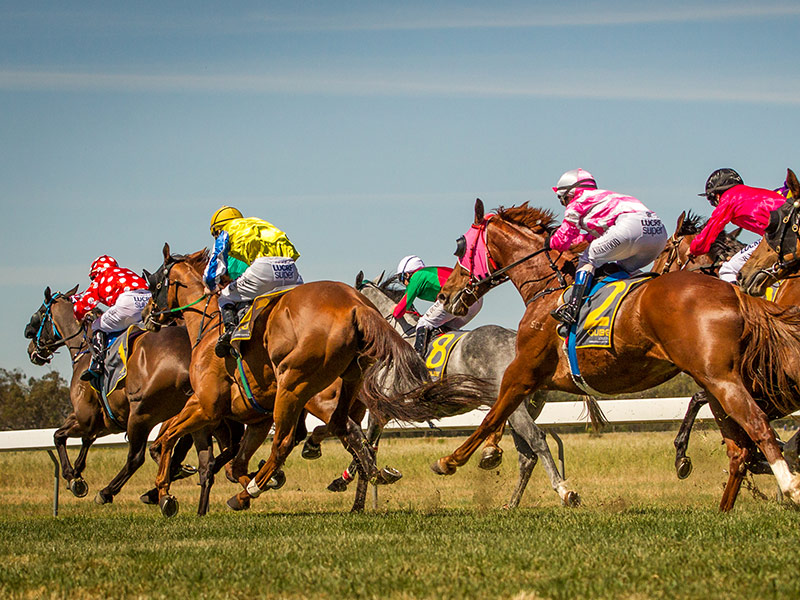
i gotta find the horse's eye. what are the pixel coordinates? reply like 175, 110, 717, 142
454, 236, 467, 259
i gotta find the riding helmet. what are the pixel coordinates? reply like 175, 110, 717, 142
553, 169, 597, 206
396, 255, 425, 280
700, 169, 744, 206
89, 255, 118, 280
210, 206, 243, 235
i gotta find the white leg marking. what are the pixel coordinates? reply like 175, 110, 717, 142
246, 477, 263, 498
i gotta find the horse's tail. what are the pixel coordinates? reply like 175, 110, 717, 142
736, 289, 800, 414
352, 305, 494, 423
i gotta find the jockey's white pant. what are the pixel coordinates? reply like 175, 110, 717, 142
580, 211, 668, 272
416, 297, 483, 331
219, 256, 303, 308
92, 290, 152, 334
718, 239, 761, 284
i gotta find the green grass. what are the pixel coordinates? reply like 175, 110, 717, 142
1, 430, 798, 599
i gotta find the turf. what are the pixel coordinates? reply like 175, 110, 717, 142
1, 430, 798, 599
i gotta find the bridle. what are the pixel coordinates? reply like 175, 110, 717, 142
145, 258, 217, 347
452, 216, 568, 310
27, 293, 89, 365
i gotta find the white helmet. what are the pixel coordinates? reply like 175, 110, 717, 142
396, 255, 425, 279
553, 168, 597, 205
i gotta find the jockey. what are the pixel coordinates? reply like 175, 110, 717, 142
689, 168, 787, 284
204, 206, 303, 358
392, 255, 483, 355
71, 255, 151, 382
548, 169, 667, 325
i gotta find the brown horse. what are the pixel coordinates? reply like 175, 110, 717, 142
144, 245, 491, 517
432, 198, 800, 511
23, 286, 238, 506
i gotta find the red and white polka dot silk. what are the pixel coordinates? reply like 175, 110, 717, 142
72, 265, 148, 321
89, 255, 119, 279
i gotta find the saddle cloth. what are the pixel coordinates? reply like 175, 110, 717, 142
423, 330, 469, 379
557, 271, 654, 349
89, 325, 147, 398
230, 285, 301, 346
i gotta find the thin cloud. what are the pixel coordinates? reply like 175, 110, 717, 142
1, 67, 799, 106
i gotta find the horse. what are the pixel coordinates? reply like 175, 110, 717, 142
143, 245, 492, 517
23, 286, 240, 507
346, 272, 579, 507
432, 198, 800, 511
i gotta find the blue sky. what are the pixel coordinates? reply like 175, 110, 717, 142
3, 1, 799, 378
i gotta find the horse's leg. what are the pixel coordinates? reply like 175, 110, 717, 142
301, 424, 329, 460
194, 427, 215, 516
704, 382, 800, 505
479, 425, 506, 471
706, 398, 752, 511
506, 402, 579, 508
153, 396, 220, 517
210, 420, 244, 479
227, 398, 304, 512
95, 418, 151, 505
53, 415, 95, 497
673, 390, 708, 480
433, 353, 544, 475
230, 422, 272, 488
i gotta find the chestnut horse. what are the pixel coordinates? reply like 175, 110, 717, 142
432, 198, 800, 511
144, 245, 491, 517
23, 286, 239, 506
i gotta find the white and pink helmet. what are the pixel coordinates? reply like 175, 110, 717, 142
553, 168, 597, 206
396, 255, 425, 280
89, 255, 118, 280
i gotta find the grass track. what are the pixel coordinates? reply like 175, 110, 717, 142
1, 430, 798, 599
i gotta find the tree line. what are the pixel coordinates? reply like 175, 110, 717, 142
0, 369, 71, 431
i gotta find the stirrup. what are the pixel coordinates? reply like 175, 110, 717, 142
214, 333, 233, 358
551, 302, 578, 325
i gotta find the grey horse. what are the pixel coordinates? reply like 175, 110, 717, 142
346, 272, 581, 508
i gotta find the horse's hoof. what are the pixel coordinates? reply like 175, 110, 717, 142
159, 495, 179, 518
69, 478, 89, 498
375, 467, 403, 485
478, 447, 503, 471
172, 464, 198, 481
139, 489, 159, 505
94, 491, 113, 505
431, 458, 456, 476
264, 470, 286, 490
676, 457, 693, 480
226, 494, 250, 511
563, 491, 581, 508
327, 477, 349, 492
301, 441, 322, 460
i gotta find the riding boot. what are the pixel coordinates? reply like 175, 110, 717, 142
215, 304, 239, 358
414, 327, 431, 357
551, 269, 594, 325
80, 330, 107, 382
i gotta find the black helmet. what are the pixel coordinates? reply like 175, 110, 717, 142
700, 168, 744, 206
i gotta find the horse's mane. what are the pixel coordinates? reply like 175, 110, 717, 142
678, 211, 707, 235
495, 203, 557, 233
171, 249, 210, 275
376, 274, 406, 303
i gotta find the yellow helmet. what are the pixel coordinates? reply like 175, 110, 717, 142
210, 206, 243, 235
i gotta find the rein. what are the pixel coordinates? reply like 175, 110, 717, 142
149, 294, 209, 317
32, 294, 89, 362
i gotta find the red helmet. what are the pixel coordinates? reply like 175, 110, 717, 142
89, 255, 118, 280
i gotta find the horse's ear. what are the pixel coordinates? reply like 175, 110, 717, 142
675, 211, 686, 232
44, 286, 52, 302
376, 270, 385, 285
787, 169, 800, 199
474, 198, 485, 224
162, 243, 171, 261
355, 271, 364, 287
730, 227, 743, 240
66, 284, 79, 297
